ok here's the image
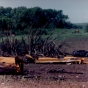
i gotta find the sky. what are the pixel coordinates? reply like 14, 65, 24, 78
0, 0, 88, 23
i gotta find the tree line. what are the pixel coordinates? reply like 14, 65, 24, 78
0, 6, 82, 33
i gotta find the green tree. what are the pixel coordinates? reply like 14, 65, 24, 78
85, 24, 88, 32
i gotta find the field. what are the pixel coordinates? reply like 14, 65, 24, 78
1, 28, 88, 88
0, 64, 88, 88
0, 28, 87, 42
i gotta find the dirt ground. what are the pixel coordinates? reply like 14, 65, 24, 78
24, 64, 88, 82
0, 63, 88, 88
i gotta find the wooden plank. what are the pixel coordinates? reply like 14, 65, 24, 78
35, 57, 82, 64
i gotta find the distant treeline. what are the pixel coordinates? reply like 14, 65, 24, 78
0, 6, 82, 32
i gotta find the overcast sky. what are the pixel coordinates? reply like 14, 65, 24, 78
0, 0, 88, 23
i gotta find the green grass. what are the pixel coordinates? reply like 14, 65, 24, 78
46, 28, 88, 41
0, 28, 88, 43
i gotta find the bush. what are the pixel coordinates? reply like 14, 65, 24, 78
85, 24, 88, 32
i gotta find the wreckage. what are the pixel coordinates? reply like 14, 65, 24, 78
0, 56, 23, 74
25, 54, 88, 64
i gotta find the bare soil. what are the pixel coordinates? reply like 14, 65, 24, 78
24, 64, 88, 82
0, 63, 88, 88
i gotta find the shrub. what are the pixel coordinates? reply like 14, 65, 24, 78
85, 24, 88, 32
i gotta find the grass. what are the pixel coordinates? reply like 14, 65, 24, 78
45, 28, 88, 42
0, 28, 88, 43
